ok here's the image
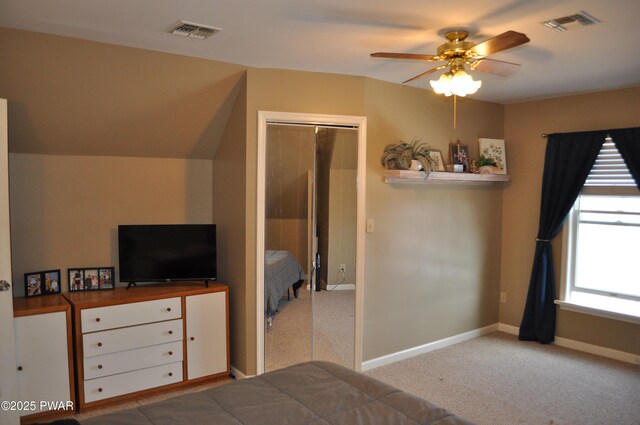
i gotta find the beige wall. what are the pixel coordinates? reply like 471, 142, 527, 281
362, 79, 505, 360
9, 154, 213, 296
502, 87, 640, 355
212, 78, 249, 373
0, 28, 245, 159
328, 130, 358, 286
243, 69, 505, 369
265, 125, 315, 271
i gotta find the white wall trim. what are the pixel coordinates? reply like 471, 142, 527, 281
497, 322, 638, 365
362, 322, 639, 371
553, 336, 639, 365
325, 284, 355, 291
361, 324, 499, 371
497, 323, 519, 335
230, 365, 253, 380
256, 111, 367, 375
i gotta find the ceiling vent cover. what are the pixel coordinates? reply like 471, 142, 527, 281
169, 21, 221, 40
542, 11, 600, 32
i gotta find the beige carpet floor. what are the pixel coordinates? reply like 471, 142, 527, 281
265, 287, 354, 371
366, 332, 640, 425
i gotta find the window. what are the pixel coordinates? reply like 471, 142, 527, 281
560, 139, 640, 322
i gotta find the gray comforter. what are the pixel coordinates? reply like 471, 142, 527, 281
265, 250, 304, 316
81, 361, 473, 425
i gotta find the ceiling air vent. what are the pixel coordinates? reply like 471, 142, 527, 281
169, 21, 221, 40
542, 11, 600, 32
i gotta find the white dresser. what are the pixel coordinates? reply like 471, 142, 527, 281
13, 295, 75, 424
64, 283, 229, 411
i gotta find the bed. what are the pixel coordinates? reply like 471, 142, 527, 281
74, 361, 473, 425
265, 250, 305, 321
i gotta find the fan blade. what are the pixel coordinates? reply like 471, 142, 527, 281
470, 30, 530, 56
470, 58, 521, 77
371, 52, 440, 61
403, 65, 447, 84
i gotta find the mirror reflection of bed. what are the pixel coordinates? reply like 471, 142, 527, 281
264, 124, 357, 372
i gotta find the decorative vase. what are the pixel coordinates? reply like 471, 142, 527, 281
409, 159, 423, 171
478, 165, 499, 174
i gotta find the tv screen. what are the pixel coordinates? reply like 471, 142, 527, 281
118, 224, 217, 284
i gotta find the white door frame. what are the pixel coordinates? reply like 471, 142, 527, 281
0, 99, 20, 425
256, 111, 366, 374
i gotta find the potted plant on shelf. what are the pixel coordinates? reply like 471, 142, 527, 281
476, 155, 500, 174
381, 139, 435, 174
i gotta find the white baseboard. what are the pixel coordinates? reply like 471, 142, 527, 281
497, 323, 639, 365
554, 336, 639, 365
361, 322, 639, 371
497, 323, 519, 335
326, 283, 355, 291
230, 365, 253, 380
361, 324, 499, 371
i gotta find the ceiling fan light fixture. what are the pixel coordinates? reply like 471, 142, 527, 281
430, 72, 454, 96
430, 67, 481, 97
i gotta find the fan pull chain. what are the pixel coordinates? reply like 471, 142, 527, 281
453, 95, 457, 130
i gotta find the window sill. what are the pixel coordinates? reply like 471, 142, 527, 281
555, 293, 640, 324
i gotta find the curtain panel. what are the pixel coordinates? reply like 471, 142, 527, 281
610, 127, 640, 187
518, 130, 608, 343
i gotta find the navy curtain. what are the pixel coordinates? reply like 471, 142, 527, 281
610, 127, 640, 187
519, 130, 608, 343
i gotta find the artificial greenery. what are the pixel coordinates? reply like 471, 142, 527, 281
477, 154, 497, 167
381, 138, 435, 172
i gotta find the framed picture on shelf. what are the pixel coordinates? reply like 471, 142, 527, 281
24, 269, 61, 297
429, 150, 446, 171
68, 267, 115, 292
478, 138, 507, 174
449, 143, 469, 171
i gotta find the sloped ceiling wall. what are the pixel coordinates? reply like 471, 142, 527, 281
0, 28, 246, 159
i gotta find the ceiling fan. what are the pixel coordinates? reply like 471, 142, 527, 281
371, 30, 530, 96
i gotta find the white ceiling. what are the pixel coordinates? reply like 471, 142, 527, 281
1, 0, 640, 104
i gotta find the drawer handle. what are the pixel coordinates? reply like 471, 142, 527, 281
98, 364, 103, 369
166, 307, 172, 312
168, 351, 173, 356
95, 318, 101, 322
168, 372, 173, 377
97, 342, 103, 347
168, 330, 173, 335
98, 388, 103, 393
17, 366, 23, 371
190, 337, 195, 341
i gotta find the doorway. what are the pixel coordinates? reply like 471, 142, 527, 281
256, 111, 366, 375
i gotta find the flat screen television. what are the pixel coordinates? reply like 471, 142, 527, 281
118, 224, 217, 288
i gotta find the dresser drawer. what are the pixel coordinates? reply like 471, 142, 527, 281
81, 297, 181, 333
83, 319, 183, 357
84, 361, 183, 403
84, 340, 183, 380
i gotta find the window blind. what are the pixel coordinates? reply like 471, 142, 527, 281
584, 137, 636, 188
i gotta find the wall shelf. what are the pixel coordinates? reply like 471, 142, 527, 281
383, 170, 510, 185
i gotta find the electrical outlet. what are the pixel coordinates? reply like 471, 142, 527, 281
340, 264, 346, 273
500, 292, 507, 303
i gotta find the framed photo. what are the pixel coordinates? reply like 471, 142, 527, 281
24, 269, 61, 297
429, 150, 446, 171
479, 138, 507, 174
449, 143, 469, 171
68, 267, 115, 292
99, 268, 115, 290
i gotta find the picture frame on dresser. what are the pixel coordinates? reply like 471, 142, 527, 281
68, 267, 115, 292
25, 269, 61, 297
